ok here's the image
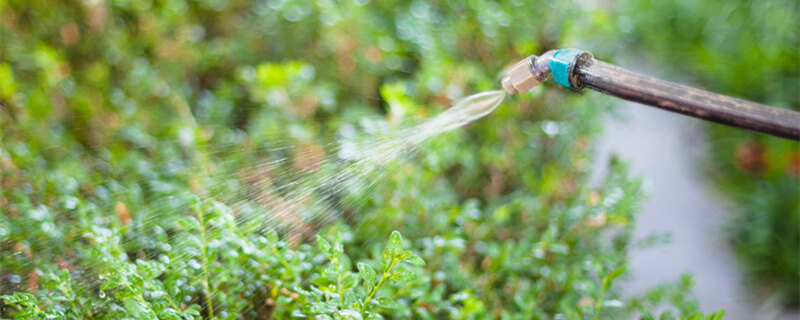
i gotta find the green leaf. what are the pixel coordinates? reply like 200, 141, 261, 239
290, 310, 308, 318
316, 235, 332, 257
376, 297, 400, 309
128, 273, 144, 294
707, 310, 726, 320
123, 297, 158, 320
114, 286, 138, 300
389, 268, 416, 283
342, 273, 358, 289
337, 309, 363, 320
602, 265, 627, 288
401, 250, 425, 267
382, 230, 404, 270
323, 265, 337, 276
381, 249, 392, 272
357, 262, 377, 285
388, 230, 403, 256
176, 216, 201, 230
687, 314, 703, 320
0, 292, 38, 309
608, 266, 626, 281
600, 299, 624, 308
264, 231, 279, 245
308, 301, 337, 314
333, 235, 344, 255
136, 259, 165, 280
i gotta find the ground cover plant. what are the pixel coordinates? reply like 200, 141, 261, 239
0, 0, 729, 319
613, 0, 799, 307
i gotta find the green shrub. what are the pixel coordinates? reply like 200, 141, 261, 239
0, 0, 724, 318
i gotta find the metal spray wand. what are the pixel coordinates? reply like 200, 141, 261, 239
501, 49, 800, 141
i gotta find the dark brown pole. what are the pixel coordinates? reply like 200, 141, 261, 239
574, 58, 800, 141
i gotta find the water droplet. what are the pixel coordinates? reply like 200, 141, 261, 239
541, 121, 560, 136
29, 205, 49, 221
99, 291, 106, 298
187, 259, 201, 269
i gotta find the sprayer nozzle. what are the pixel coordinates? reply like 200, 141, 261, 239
501, 77, 517, 95
502, 56, 541, 95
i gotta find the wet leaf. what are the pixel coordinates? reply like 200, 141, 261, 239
357, 262, 377, 285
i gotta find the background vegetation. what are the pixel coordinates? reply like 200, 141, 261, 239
613, 0, 799, 307
0, 0, 793, 319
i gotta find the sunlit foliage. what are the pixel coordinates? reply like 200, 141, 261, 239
0, 0, 731, 319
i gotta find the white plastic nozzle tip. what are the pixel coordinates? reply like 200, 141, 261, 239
503, 57, 541, 95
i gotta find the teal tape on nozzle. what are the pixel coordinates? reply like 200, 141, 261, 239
549, 49, 586, 88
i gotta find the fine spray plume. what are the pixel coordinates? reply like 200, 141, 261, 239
378, 90, 507, 151
419, 90, 506, 134
336, 90, 505, 167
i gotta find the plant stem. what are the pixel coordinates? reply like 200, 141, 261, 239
164, 294, 181, 311
196, 205, 215, 319
361, 259, 397, 313
271, 246, 292, 270
590, 278, 610, 320
334, 257, 344, 305
68, 299, 85, 319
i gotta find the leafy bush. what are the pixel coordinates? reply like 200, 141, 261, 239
613, 0, 799, 306
0, 0, 725, 319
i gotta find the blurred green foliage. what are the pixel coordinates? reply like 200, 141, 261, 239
614, 0, 799, 306
0, 0, 730, 319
